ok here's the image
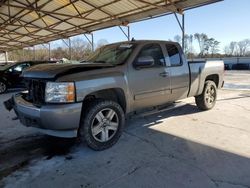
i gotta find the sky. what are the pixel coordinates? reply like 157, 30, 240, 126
87, 0, 250, 53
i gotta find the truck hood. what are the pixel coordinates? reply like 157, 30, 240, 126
22, 63, 114, 80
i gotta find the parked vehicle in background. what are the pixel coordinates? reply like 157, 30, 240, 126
232, 63, 250, 70
57, 58, 79, 64
224, 64, 231, 70
4, 40, 224, 150
0, 60, 57, 94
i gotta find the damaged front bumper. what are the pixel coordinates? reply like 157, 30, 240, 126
4, 93, 82, 138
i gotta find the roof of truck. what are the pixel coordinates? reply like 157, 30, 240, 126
106, 39, 180, 45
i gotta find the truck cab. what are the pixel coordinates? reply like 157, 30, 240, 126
128, 41, 190, 110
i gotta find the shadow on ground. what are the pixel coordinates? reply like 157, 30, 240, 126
0, 104, 200, 181
115, 105, 250, 187
0, 135, 76, 180
217, 92, 250, 101
1, 103, 250, 187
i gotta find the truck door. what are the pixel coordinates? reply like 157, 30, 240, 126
165, 43, 189, 101
128, 43, 171, 110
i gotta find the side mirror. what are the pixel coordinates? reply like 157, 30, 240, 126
134, 56, 155, 69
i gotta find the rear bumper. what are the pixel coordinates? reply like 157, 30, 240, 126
11, 93, 82, 138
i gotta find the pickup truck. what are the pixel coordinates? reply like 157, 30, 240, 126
4, 40, 224, 150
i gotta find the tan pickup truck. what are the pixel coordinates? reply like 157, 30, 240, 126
4, 40, 224, 150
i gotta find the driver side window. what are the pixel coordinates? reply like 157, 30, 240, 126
136, 44, 165, 67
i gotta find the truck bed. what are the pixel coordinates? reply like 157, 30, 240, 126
188, 60, 224, 97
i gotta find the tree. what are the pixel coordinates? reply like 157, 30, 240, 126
8, 48, 35, 61
224, 39, 250, 57
193, 33, 221, 57
173, 33, 221, 58
187, 34, 194, 54
173, 34, 194, 56
194, 33, 209, 57
183, 34, 189, 54
209, 38, 220, 57
70, 37, 92, 60
224, 41, 238, 56
223, 46, 230, 56
237, 39, 250, 56
229, 41, 237, 56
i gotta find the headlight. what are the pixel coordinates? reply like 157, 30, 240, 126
45, 82, 75, 103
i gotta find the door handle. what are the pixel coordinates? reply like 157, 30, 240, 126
159, 72, 169, 77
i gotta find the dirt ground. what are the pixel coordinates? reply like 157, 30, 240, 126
0, 71, 250, 188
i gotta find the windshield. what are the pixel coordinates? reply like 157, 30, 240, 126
85, 43, 135, 65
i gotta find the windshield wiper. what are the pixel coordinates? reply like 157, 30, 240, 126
94, 61, 116, 67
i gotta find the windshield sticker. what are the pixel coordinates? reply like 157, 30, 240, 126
119, 44, 133, 48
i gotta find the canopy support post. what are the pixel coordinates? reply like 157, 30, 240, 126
33, 46, 36, 60
118, 25, 130, 41
62, 38, 72, 59
48, 43, 51, 60
91, 33, 94, 52
4, 51, 8, 62
84, 33, 94, 52
128, 26, 130, 41
22, 49, 25, 61
173, 12, 185, 50
182, 14, 185, 51
69, 38, 71, 60
42, 43, 51, 60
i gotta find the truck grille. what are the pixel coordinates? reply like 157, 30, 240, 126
27, 79, 46, 106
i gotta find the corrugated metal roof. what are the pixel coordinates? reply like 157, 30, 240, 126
0, 0, 222, 51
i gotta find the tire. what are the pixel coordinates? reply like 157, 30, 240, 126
195, 80, 217, 111
79, 99, 125, 151
0, 81, 7, 94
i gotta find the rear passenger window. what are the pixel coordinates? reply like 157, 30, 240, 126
137, 44, 165, 67
166, 44, 182, 66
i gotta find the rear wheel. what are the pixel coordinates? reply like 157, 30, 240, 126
195, 80, 217, 110
0, 81, 7, 94
79, 99, 125, 150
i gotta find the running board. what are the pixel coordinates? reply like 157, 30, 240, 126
129, 102, 186, 119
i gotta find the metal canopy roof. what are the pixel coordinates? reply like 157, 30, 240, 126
0, 0, 221, 51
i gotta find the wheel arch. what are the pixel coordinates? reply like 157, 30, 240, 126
205, 74, 219, 87
82, 88, 127, 113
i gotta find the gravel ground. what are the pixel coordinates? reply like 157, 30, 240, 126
0, 71, 250, 188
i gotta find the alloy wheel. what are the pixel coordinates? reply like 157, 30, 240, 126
0, 82, 6, 93
91, 108, 119, 142
205, 85, 216, 104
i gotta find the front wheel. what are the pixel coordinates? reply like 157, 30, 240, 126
0, 81, 7, 94
195, 80, 217, 110
79, 100, 125, 150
